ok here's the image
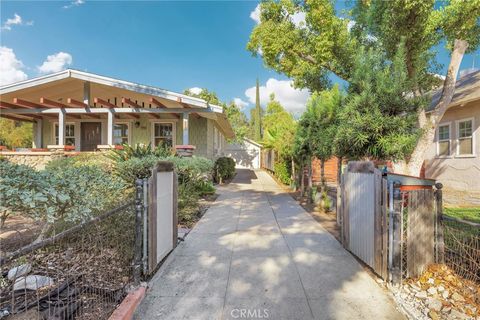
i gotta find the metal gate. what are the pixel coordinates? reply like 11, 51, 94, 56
340, 163, 388, 279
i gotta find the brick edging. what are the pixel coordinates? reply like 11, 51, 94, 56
109, 285, 146, 320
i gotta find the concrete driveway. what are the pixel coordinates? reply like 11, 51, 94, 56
134, 169, 404, 320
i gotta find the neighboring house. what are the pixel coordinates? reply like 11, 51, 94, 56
424, 69, 480, 206
225, 138, 262, 169
0, 69, 234, 162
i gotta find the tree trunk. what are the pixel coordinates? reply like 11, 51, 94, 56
307, 157, 313, 204
336, 157, 343, 225
407, 39, 468, 176
320, 159, 326, 193
33, 222, 52, 244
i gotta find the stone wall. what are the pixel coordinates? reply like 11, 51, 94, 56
0, 152, 64, 170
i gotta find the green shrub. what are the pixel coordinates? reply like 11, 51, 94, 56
213, 157, 235, 183
113, 155, 159, 186
0, 161, 126, 233
106, 143, 172, 162
274, 161, 291, 185
46, 153, 113, 172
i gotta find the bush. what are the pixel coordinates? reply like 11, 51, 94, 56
0, 161, 127, 234
106, 143, 172, 162
213, 157, 235, 183
46, 153, 113, 172
274, 161, 291, 185
113, 155, 159, 186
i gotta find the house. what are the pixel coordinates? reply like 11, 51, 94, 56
225, 138, 262, 169
424, 69, 480, 206
0, 69, 234, 166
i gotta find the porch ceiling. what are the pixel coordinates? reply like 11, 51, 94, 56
0, 69, 234, 139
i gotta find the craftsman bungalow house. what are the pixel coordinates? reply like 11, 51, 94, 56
0, 69, 234, 160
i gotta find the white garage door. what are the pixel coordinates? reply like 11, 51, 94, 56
225, 139, 261, 169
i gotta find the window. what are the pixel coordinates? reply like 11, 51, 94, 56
55, 123, 75, 146
437, 124, 451, 156
457, 119, 473, 155
113, 123, 129, 145
153, 122, 174, 147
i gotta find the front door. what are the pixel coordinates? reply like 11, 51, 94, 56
81, 122, 102, 151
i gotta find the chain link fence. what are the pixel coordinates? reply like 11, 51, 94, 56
442, 215, 480, 283
0, 202, 135, 320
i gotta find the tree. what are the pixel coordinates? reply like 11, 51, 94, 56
224, 101, 249, 141
183, 88, 221, 105
249, 0, 480, 175
334, 44, 422, 162
247, 0, 357, 91
0, 119, 33, 149
253, 78, 263, 141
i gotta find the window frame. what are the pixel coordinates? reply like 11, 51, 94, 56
455, 117, 476, 157
436, 122, 452, 158
151, 121, 176, 148
53, 122, 76, 146
113, 121, 131, 146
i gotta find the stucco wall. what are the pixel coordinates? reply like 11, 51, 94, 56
424, 101, 480, 206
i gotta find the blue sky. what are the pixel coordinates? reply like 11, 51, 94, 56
1, 0, 478, 115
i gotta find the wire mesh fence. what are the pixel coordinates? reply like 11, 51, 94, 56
442, 216, 480, 283
0, 202, 135, 320
397, 189, 437, 283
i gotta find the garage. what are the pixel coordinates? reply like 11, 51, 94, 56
224, 138, 262, 169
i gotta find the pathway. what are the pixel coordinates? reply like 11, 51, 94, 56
134, 169, 404, 320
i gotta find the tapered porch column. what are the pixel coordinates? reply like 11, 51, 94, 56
182, 112, 189, 145
58, 108, 66, 146
107, 109, 114, 146
33, 119, 43, 148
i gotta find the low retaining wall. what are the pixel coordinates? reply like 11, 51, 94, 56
0, 152, 64, 170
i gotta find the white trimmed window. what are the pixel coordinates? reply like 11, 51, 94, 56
153, 122, 175, 147
54, 123, 75, 146
437, 124, 451, 156
113, 123, 129, 145
457, 119, 474, 155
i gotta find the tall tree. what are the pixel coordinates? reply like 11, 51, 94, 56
253, 78, 263, 141
249, 0, 480, 175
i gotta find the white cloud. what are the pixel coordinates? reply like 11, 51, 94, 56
1, 13, 33, 31
63, 0, 85, 9
244, 78, 310, 114
233, 97, 249, 109
37, 52, 73, 74
250, 4, 261, 24
188, 87, 202, 95
250, 4, 305, 28
0, 47, 28, 85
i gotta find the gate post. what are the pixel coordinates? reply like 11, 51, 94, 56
390, 181, 402, 284
134, 179, 144, 285
435, 183, 445, 264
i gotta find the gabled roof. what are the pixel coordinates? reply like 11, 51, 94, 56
427, 70, 480, 112
0, 69, 224, 112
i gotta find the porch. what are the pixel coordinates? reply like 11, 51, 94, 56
0, 69, 233, 158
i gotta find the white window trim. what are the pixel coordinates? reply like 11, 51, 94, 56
113, 121, 131, 145
151, 120, 176, 147
436, 122, 452, 158
52, 122, 76, 146
455, 117, 476, 157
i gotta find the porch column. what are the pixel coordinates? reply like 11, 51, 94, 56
107, 109, 114, 146
182, 112, 189, 145
83, 81, 91, 106
33, 119, 43, 148
58, 108, 66, 146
